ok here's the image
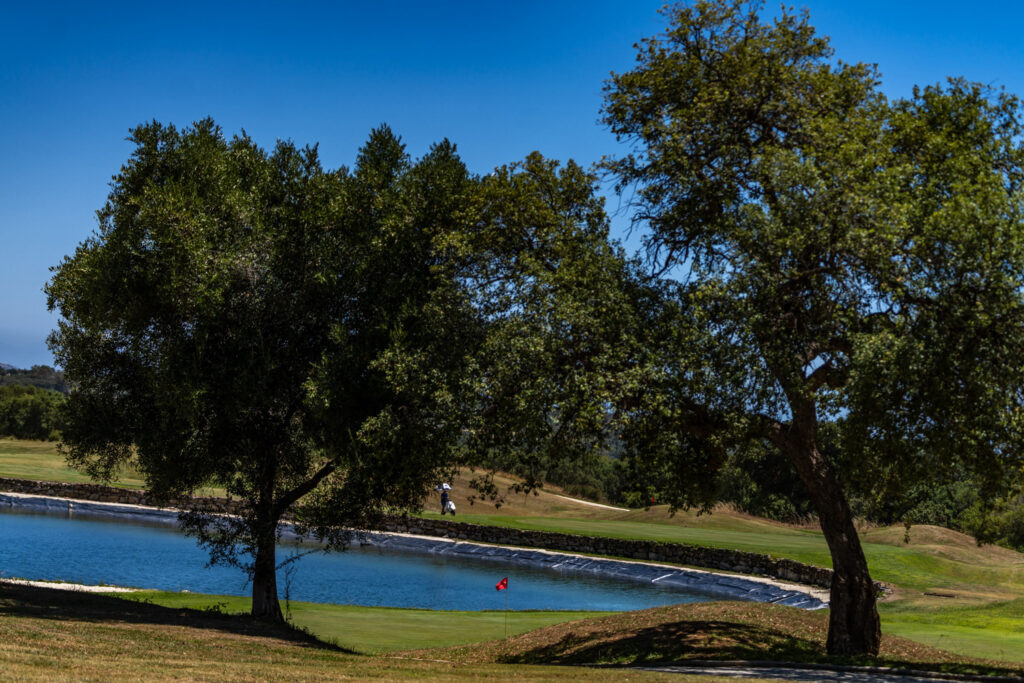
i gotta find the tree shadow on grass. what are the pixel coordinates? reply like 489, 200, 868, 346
0, 583, 355, 653
500, 618, 824, 666
497, 616, 1024, 679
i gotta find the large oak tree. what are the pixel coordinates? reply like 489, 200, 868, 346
47, 120, 479, 620
603, 1, 1024, 655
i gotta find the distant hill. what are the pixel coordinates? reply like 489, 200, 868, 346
0, 365, 67, 394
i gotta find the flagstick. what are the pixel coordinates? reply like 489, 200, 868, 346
504, 585, 508, 638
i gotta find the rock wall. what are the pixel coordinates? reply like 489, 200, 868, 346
0, 477, 834, 589
376, 516, 834, 588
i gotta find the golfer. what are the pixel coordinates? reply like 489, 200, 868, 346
436, 483, 452, 514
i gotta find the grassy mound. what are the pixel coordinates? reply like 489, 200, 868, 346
426, 601, 1024, 678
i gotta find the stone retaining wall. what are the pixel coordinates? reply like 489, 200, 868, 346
0, 477, 834, 589
377, 516, 834, 588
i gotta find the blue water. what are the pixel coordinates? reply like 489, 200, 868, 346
0, 509, 710, 611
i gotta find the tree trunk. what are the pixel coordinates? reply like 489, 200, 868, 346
784, 406, 881, 656
251, 519, 283, 621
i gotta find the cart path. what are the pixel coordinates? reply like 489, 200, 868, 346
550, 493, 631, 511
635, 663, 1022, 683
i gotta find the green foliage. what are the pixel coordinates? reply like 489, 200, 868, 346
961, 490, 1024, 552
46, 119, 480, 616
603, 0, 1024, 506
601, 0, 1024, 654
716, 441, 817, 522
0, 385, 65, 440
543, 452, 626, 503
449, 152, 647, 499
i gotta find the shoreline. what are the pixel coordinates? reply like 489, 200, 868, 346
0, 490, 829, 609
1, 578, 141, 593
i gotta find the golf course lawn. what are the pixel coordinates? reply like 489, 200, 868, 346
3, 436, 1024, 670
4, 584, 1016, 680
1, 583, 685, 681
113, 591, 613, 653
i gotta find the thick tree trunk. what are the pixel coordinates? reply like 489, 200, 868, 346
251, 522, 283, 621
784, 406, 881, 656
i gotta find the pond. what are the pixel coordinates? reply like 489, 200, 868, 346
0, 508, 717, 611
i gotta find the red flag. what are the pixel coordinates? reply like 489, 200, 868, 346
495, 577, 508, 591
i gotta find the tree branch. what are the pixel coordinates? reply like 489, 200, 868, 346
807, 360, 847, 392
273, 460, 337, 519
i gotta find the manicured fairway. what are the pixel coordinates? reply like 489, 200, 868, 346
879, 598, 1024, 664
0, 437, 224, 495
114, 590, 612, 653
0, 437, 145, 487
440, 512, 1024, 596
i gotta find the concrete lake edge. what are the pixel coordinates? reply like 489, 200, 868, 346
0, 476, 840, 589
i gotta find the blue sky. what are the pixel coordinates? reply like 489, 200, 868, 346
3, 1, 1024, 368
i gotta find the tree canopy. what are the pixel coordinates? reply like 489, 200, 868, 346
602, 0, 1024, 655
47, 120, 480, 620
451, 152, 645, 494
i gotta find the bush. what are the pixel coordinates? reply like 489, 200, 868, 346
0, 385, 66, 440
961, 493, 1024, 552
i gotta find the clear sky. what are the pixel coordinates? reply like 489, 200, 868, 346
3, 1, 1024, 368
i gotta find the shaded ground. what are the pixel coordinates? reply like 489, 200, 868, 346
419, 602, 1024, 679
0, 581, 342, 651
0, 583, 684, 681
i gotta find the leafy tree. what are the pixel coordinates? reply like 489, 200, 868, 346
47, 120, 478, 621
0, 385, 66, 440
451, 153, 647, 502
603, 0, 1024, 655
962, 487, 1024, 552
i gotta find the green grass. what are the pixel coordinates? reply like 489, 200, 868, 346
880, 598, 1024, 663
0, 437, 148, 488
5, 438, 1024, 667
95, 589, 1024, 676
116, 590, 612, 653
1, 583, 690, 681
439, 511, 831, 558
0, 437, 227, 495
428, 512, 1024, 596
438, 601, 1024, 678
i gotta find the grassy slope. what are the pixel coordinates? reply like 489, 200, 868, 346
3, 439, 1024, 665
0, 438, 148, 488
0, 437, 220, 496
432, 601, 1024, 678
0, 583, 693, 682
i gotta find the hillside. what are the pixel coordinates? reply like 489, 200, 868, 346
0, 364, 66, 393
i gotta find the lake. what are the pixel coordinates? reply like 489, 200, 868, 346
0, 508, 715, 611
